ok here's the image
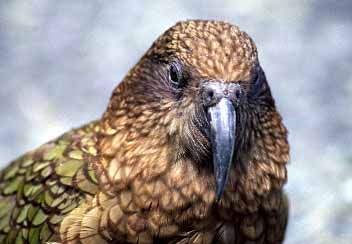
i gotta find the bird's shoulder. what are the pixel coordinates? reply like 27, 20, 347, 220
0, 120, 100, 243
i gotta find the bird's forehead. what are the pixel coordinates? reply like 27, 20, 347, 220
151, 20, 258, 82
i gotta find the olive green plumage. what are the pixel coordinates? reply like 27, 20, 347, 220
0, 20, 290, 244
0, 122, 100, 243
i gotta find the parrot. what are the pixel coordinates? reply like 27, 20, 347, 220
0, 20, 290, 244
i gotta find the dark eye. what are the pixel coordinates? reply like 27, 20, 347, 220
169, 62, 186, 89
253, 70, 261, 84
249, 67, 270, 100
250, 70, 263, 93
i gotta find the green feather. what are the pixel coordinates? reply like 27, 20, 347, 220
0, 122, 100, 243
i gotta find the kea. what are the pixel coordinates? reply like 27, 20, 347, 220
0, 20, 289, 244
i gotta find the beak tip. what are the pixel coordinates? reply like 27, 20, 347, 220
208, 98, 236, 204
215, 190, 223, 202
215, 176, 226, 202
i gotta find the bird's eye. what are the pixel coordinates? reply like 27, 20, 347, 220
249, 67, 270, 99
253, 71, 260, 85
251, 70, 263, 93
169, 62, 186, 89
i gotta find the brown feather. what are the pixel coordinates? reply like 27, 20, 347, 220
1, 20, 289, 244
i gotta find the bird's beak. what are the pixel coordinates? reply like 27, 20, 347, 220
208, 98, 236, 201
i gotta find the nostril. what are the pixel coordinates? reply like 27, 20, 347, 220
207, 90, 214, 100
235, 89, 241, 99
202, 82, 226, 106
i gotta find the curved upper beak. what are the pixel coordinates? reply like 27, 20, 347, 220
203, 82, 239, 201
208, 98, 236, 201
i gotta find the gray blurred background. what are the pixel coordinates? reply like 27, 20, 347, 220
0, 0, 351, 243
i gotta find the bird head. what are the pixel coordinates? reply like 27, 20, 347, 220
103, 20, 289, 202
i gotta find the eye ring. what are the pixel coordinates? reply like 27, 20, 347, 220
169, 62, 186, 89
249, 67, 267, 97
253, 72, 259, 84
170, 63, 180, 83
